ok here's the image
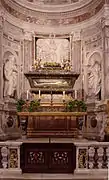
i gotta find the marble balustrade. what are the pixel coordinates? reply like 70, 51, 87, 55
0, 140, 109, 176
0, 141, 22, 175
74, 141, 109, 175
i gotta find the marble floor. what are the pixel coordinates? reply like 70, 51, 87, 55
0, 173, 108, 180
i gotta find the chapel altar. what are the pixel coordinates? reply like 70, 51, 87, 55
0, 0, 109, 178
18, 64, 87, 139
17, 66, 87, 173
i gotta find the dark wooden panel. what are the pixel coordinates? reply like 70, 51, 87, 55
20, 143, 76, 173
27, 115, 77, 138
0, 147, 2, 168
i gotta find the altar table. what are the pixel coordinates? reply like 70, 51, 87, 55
18, 112, 87, 138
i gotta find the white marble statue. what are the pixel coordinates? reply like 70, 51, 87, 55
4, 54, 18, 98
88, 53, 101, 98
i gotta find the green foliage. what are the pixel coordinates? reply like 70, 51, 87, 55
16, 99, 25, 112
66, 99, 87, 112
28, 100, 40, 112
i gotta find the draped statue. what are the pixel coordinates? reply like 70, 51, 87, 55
88, 53, 101, 98
4, 54, 18, 98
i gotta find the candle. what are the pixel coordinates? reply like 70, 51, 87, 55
75, 90, 77, 99
63, 91, 65, 100
39, 90, 41, 99
27, 90, 29, 100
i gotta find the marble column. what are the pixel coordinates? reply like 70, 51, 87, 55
23, 31, 33, 92
71, 31, 81, 74
0, 15, 6, 138
0, 16, 3, 101
103, 25, 109, 99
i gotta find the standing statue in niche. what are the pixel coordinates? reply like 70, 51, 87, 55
4, 54, 18, 98
88, 53, 101, 99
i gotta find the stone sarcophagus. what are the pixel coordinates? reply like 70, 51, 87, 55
24, 70, 79, 94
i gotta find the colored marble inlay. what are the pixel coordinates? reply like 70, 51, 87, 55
52, 151, 68, 165
78, 149, 87, 168
27, 151, 45, 164
9, 149, 18, 168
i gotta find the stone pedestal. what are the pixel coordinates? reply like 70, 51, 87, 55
83, 101, 107, 141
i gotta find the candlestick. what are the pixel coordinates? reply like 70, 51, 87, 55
75, 90, 77, 99
39, 90, 41, 99
27, 90, 29, 100
51, 91, 53, 106
63, 91, 65, 100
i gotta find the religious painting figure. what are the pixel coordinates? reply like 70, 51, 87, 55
4, 54, 18, 98
88, 52, 101, 99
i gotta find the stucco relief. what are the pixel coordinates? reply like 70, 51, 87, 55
36, 38, 70, 66
87, 52, 101, 99
3, 52, 18, 99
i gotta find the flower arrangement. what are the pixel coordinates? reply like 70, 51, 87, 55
65, 99, 87, 112
16, 99, 40, 112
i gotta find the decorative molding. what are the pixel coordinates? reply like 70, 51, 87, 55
72, 30, 81, 41
23, 30, 33, 41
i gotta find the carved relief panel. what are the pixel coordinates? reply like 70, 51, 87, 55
36, 38, 70, 68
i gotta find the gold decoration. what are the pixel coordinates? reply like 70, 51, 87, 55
9, 149, 18, 168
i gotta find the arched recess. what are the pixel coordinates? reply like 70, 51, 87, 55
3, 50, 19, 99
83, 48, 104, 100
87, 51, 102, 100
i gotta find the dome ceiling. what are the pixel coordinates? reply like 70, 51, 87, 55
0, 0, 105, 27
26, 0, 80, 5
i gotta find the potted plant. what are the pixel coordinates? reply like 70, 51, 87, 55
16, 99, 25, 112
66, 99, 87, 112
16, 99, 40, 112
28, 100, 40, 112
